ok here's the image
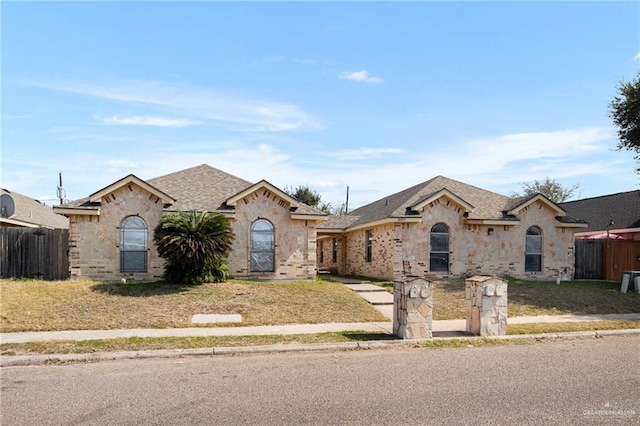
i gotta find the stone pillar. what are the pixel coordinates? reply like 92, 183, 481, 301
393, 277, 433, 339
465, 276, 508, 336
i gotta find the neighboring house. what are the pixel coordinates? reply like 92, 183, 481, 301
1, 188, 69, 229
53, 164, 327, 281
559, 190, 640, 241
317, 176, 587, 281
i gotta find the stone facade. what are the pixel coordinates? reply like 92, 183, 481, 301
465, 276, 508, 336
318, 198, 578, 281
229, 188, 317, 280
67, 184, 165, 280
63, 181, 321, 281
393, 277, 433, 339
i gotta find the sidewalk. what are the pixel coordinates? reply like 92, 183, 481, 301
2, 313, 640, 344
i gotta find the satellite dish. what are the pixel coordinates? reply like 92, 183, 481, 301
1, 194, 16, 218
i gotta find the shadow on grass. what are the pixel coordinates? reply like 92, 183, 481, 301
341, 332, 399, 341
91, 280, 195, 297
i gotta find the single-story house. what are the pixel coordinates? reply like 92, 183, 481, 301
1, 188, 69, 229
53, 164, 327, 281
559, 190, 640, 241
317, 176, 587, 281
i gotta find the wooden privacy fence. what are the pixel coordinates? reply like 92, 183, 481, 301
575, 239, 640, 281
0, 227, 69, 280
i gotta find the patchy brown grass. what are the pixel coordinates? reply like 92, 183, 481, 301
375, 278, 640, 320
0, 331, 398, 356
508, 319, 640, 335
0, 279, 387, 333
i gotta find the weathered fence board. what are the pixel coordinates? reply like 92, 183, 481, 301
603, 240, 640, 282
0, 227, 69, 280
575, 239, 640, 281
574, 239, 604, 280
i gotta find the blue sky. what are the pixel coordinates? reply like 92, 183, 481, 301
2, 1, 639, 210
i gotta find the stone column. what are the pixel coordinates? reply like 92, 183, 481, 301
393, 277, 433, 339
465, 276, 508, 336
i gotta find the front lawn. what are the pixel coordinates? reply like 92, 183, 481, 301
0, 279, 387, 333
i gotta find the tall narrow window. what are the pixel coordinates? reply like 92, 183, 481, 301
365, 230, 373, 262
250, 219, 275, 272
319, 240, 324, 264
525, 226, 543, 272
332, 237, 338, 263
120, 216, 147, 273
430, 223, 449, 272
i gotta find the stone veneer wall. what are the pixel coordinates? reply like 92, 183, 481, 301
228, 189, 318, 280
339, 198, 576, 281
68, 184, 165, 280
393, 277, 433, 339
465, 276, 508, 336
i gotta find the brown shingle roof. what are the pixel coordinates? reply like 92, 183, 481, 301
559, 190, 640, 232
62, 164, 326, 217
319, 176, 584, 231
345, 176, 516, 227
147, 164, 253, 212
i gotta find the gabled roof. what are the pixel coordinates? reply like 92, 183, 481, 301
559, 190, 640, 233
336, 176, 516, 229
57, 173, 177, 214
319, 176, 584, 231
227, 180, 300, 207
225, 180, 326, 218
89, 174, 176, 204
1, 188, 69, 229
57, 164, 327, 219
147, 164, 251, 212
505, 193, 566, 216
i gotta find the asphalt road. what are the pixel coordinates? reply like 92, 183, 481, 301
2, 336, 639, 425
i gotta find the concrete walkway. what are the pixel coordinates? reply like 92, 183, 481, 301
2, 314, 640, 344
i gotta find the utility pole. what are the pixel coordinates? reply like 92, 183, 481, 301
345, 185, 349, 215
57, 172, 66, 205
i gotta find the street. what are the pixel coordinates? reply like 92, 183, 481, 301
2, 336, 639, 425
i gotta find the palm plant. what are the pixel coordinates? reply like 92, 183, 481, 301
153, 210, 235, 284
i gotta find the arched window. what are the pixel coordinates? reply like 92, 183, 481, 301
250, 219, 275, 272
120, 216, 147, 273
430, 223, 449, 272
525, 226, 543, 272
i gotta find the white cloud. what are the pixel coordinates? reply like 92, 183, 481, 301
95, 115, 202, 127
34, 80, 325, 132
106, 159, 138, 169
5, 126, 635, 211
331, 147, 404, 160
338, 70, 384, 83
635, 52, 640, 61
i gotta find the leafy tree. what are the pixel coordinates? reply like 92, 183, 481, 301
284, 185, 322, 207
153, 210, 235, 284
609, 71, 640, 173
284, 185, 349, 215
511, 177, 579, 203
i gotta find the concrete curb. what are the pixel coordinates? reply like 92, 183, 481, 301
3, 329, 639, 367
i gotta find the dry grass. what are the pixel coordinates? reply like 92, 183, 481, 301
0, 331, 397, 356
508, 319, 640, 335
0, 279, 387, 333
376, 278, 640, 320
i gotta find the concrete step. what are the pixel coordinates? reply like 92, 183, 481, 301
343, 283, 388, 292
